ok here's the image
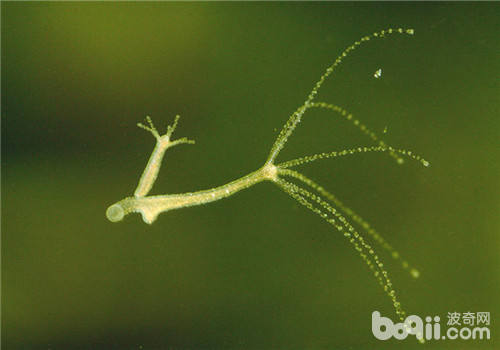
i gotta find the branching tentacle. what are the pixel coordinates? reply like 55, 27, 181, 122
267, 28, 415, 164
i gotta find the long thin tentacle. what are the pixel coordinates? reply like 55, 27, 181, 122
278, 145, 430, 169
274, 178, 388, 290
278, 168, 421, 279
274, 176, 406, 320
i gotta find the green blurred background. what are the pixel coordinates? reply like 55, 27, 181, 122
2, 2, 499, 349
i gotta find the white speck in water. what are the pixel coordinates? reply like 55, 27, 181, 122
410, 268, 420, 279
374, 68, 382, 79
